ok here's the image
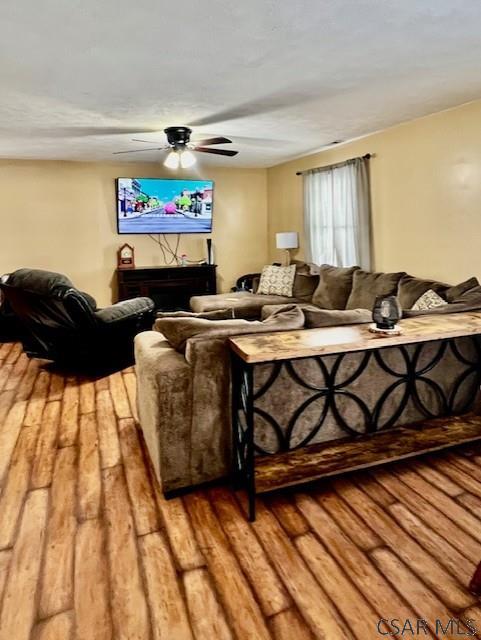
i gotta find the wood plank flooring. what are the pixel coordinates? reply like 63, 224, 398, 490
2, 342, 481, 639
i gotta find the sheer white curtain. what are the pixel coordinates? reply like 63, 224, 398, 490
303, 157, 371, 269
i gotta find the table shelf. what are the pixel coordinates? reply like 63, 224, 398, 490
255, 412, 481, 493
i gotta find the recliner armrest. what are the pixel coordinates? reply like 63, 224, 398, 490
95, 297, 155, 325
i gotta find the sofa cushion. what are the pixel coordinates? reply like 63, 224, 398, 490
346, 270, 405, 310
303, 306, 373, 328
445, 277, 480, 303
257, 265, 296, 297
156, 309, 235, 320
453, 284, 481, 305
190, 291, 303, 319
311, 265, 360, 310
262, 304, 372, 328
292, 263, 320, 302
155, 304, 305, 351
397, 274, 448, 309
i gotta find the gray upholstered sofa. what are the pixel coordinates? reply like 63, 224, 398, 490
135, 264, 481, 494
191, 263, 481, 323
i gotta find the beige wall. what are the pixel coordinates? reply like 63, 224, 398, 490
267, 99, 481, 284
5, 98, 481, 308
1, 160, 268, 306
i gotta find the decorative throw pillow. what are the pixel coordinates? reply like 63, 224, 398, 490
411, 289, 448, 311
257, 265, 296, 297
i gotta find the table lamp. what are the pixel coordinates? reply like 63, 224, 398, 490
276, 232, 299, 266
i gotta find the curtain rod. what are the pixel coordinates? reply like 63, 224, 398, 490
296, 153, 372, 176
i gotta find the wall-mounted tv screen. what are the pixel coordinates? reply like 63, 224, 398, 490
117, 177, 214, 234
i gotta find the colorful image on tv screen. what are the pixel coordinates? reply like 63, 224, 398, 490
117, 178, 214, 234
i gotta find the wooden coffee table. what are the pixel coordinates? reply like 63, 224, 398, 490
229, 312, 481, 520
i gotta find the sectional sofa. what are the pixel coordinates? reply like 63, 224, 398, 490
190, 263, 481, 323
135, 264, 481, 494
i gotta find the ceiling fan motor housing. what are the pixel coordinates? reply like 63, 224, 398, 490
164, 126, 192, 148
112, 126, 238, 158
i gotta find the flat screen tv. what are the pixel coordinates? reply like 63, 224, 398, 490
117, 177, 214, 234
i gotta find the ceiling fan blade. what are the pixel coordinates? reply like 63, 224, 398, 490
131, 139, 169, 146
112, 147, 164, 154
194, 147, 238, 157
192, 136, 232, 146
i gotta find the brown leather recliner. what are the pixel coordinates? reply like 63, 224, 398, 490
0, 268, 155, 369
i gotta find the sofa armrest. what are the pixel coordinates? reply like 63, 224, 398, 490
134, 331, 193, 492
95, 297, 154, 325
261, 304, 373, 328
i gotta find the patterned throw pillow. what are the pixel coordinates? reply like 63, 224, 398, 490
411, 289, 448, 311
257, 265, 296, 297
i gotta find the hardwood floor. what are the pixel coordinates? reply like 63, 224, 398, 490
1, 341, 481, 639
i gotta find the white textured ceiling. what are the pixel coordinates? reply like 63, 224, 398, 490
2, 0, 481, 167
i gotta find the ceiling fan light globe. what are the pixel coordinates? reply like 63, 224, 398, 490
164, 151, 180, 170
180, 150, 196, 168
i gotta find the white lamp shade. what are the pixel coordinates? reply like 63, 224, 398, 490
276, 232, 298, 250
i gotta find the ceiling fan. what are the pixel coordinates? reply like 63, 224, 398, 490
113, 126, 239, 168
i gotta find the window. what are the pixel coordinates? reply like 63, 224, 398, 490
303, 156, 371, 269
